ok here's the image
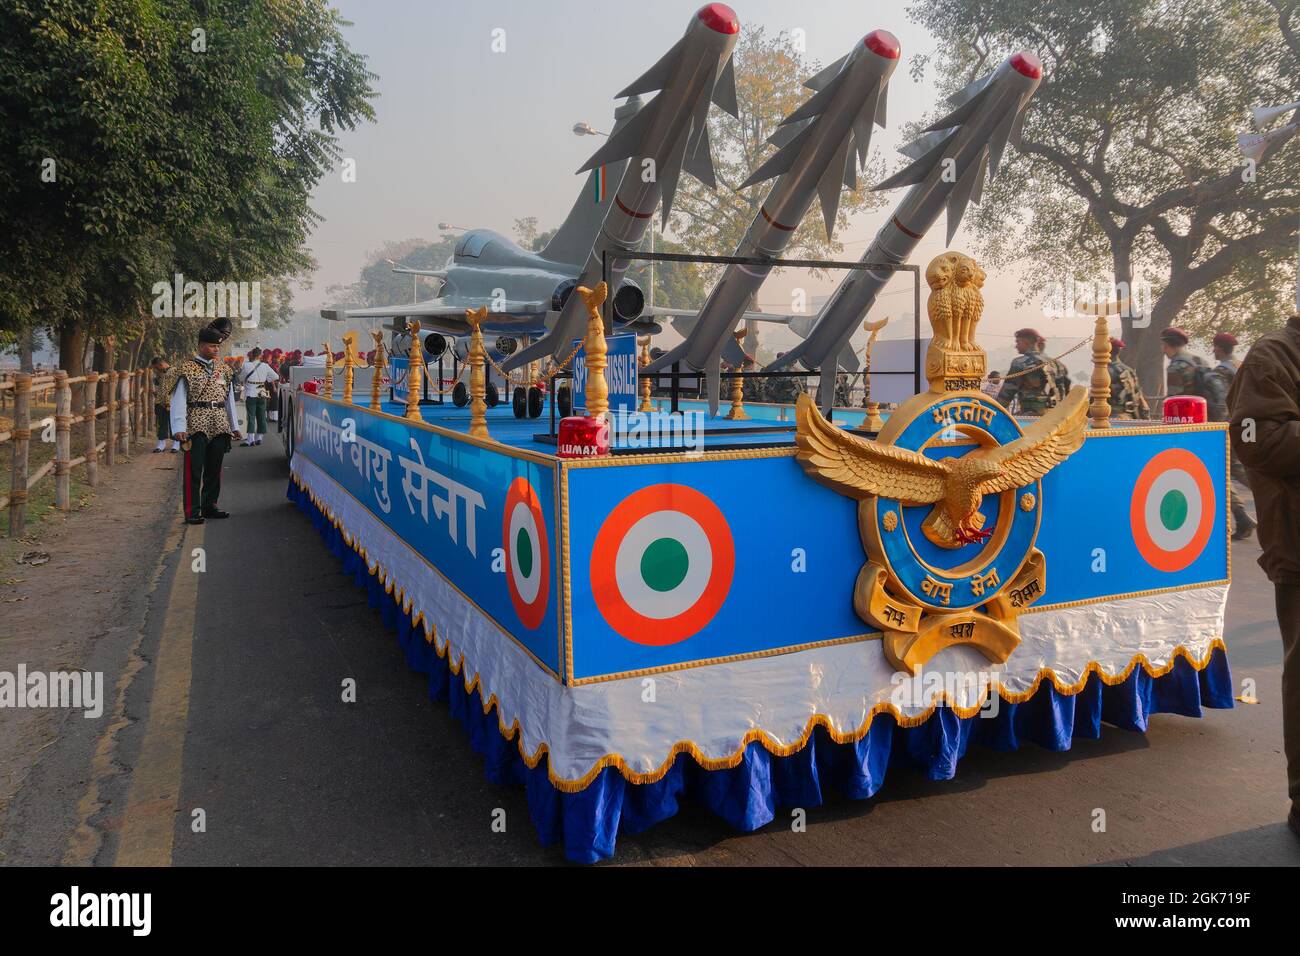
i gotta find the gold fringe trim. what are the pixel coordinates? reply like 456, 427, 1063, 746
291, 470, 1230, 794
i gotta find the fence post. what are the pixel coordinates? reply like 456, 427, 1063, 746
54, 371, 71, 511
7, 373, 31, 536
105, 371, 117, 468
84, 372, 99, 487
118, 373, 130, 458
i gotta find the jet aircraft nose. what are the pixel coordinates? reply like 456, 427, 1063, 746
1010, 51, 1043, 79
864, 30, 900, 59
696, 3, 739, 35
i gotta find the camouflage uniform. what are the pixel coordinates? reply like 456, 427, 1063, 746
1108, 358, 1143, 419
767, 374, 805, 406
1167, 352, 1227, 419
996, 350, 1057, 415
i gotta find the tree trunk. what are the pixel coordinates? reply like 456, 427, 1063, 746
18, 330, 35, 372
94, 337, 115, 409
58, 323, 87, 414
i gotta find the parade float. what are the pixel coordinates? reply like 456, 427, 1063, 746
285, 6, 1232, 862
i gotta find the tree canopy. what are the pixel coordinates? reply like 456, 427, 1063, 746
907, 0, 1299, 389
0, 0, 376, 366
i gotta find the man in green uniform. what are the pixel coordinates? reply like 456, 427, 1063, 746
169, 319, 242, 524
996, 328, 1056, 415
1107, 337, 1146, 419
150, 357, 177, 453
1037, 334, 1071, 399
766, 351, 805, 406
1162, 326, 1226, 414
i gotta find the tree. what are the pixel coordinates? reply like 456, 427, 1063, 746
907, 0, 1299, 391
667, 27, 888, 282
0, 0, 377, 376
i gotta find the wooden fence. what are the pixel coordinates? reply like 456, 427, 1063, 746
1, 368, 156, 537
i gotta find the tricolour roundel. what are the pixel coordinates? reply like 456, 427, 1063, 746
504, 477, 550, 629
590, 484, 734, 646
1130, 448, 1216, 572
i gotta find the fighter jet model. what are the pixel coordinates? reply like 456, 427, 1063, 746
768, 50, 1044, 410
644, 30, 902, 414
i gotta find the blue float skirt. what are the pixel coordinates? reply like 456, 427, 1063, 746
288, 477, 1234, 864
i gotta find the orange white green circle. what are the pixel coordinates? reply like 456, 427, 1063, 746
1130, 449, 1215, 572
504, 477, 549, 629
590, 484, 734, 646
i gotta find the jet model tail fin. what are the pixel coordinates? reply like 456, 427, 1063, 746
541, 97, 644, 266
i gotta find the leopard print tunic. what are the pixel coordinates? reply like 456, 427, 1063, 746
172, 359, 234, 436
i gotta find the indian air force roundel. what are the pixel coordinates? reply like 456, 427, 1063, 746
504, 477, 550, 629
1130, 448, 1216, 572
590, 484, 734, 646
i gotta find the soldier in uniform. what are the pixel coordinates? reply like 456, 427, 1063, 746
1107, 337, 1146, 419
1037, 334, 1071, 399
169, 318, 242, 524
766, 351, 805, 406
150, 357, 177, 453
996, 328, 1056, 415
1162, 326, 1226, 415
1211, 332, 1255, 540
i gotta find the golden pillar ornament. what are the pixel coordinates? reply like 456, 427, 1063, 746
724, 329, 750, 420
862, 316, 889, 431
638, 335, 653, 413
369, 329, 387, 411
466, 307, 490, 438
340, 330, 368, 405
578, 283, 610, 420
322, 340, 334, 396
1089, 316, 1112, 428
404, 320, 424, 422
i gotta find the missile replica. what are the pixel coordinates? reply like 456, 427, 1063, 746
646, 30, 901, 414
768, 51, 1043, 409
504, 3, 740, 371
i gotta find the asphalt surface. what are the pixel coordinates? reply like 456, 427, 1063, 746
6, 437, 1299, 866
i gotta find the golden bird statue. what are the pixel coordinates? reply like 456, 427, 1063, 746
795, 386, 1090, 549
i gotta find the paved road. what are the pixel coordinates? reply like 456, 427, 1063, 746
7, 439, 1299, 866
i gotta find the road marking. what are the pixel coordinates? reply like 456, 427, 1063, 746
111, 520, 203, 866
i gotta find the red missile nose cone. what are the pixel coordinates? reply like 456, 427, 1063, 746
1010, 51, 1042, 79
864, 30, 900, 59
697, 3, 739, 34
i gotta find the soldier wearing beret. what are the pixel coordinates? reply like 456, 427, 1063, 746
1162, 326, 1228, 418
169, 319, 243, 524
996, 328, 1057, 415
1107, 337, 1146, 419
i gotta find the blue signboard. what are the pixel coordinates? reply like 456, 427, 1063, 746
572, 333, 637, 416
562, 427, 1228, 682
294, 395, 562, 676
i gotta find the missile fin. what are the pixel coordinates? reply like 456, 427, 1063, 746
817, 136, 851, 239
577, 96, 659, 172
843, 144, 858, 190
852, 80, 882, 168
721, 335, 747, 366
837, 344, 861, 373
740, 121, 816, 188
804, 53, 849, 91
944, 70, 993, 108
875, 130, 955, 190
712, 55, 739, 118
969, 150, 989, 205
817, 364, 836, 413
874, 80, 888, 127
659, 127, 692, 228
899, 128, 952, 160
767, 116, 813, 149
1007, 103, 1028, 150
988, 108, 1018, 180
782, 77, 841, 125
615, 36, 687, 98
922, 87, 991, 133
684, 123, 717, 188
945, 146, 987, 245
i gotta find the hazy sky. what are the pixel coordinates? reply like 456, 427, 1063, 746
305, 0, 1103, 368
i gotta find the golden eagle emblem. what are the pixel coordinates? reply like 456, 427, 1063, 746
795, 386, 1090, 549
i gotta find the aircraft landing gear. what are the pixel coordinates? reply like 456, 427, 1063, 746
452, 381, 468, 407
513, 385, 545, 419
556, 385, 572, 418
